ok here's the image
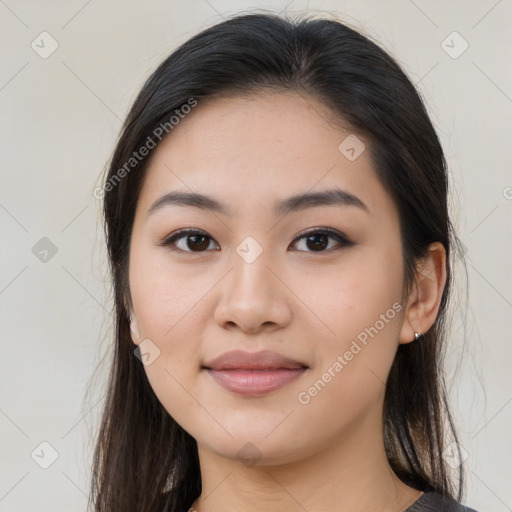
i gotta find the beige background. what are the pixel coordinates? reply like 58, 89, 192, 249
1, 1, 511, 511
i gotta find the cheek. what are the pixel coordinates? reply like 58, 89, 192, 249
291, 265, 403, 440
128, 247, 212, 428
129, 235, 211, 337
298, 248, 404, 347
128, 240, 214, 398
292, 249, 404, 409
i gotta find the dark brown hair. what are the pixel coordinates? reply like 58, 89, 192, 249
88, 12, 467, 512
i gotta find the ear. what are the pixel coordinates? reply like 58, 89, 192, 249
124, 296, 141, 346
129, 314, 141, 345
125, 302, 141, 346
398, 242, 447, 344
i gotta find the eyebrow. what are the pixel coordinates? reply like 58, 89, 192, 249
146, 187, 369, 218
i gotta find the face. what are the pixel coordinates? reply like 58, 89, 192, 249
128, 92, 407, 465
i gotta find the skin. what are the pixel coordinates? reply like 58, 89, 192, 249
127, 92, 447, 512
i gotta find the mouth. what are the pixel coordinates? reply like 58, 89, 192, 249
201, 349, 309, 396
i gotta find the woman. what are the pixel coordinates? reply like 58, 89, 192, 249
90, 12, 479, 512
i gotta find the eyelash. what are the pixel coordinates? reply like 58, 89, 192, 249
158, 227, 354, 254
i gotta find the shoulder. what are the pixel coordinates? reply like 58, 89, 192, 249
404, 491, 480, 512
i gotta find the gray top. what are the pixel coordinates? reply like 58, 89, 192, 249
404, 492, 479, 512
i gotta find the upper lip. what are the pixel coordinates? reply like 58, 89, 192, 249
202, 350, 308, 371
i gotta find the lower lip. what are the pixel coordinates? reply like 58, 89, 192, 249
205, 368, 307, 396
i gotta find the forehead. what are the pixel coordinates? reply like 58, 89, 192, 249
136, 92, 395, 221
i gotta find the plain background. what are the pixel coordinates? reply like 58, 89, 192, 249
0, 1, 510, 511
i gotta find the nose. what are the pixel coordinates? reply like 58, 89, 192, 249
213, 246, 293, 334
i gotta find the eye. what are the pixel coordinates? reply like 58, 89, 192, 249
158, 227, 354, 254
158, 229, 219, 253
290, 227, 354, 253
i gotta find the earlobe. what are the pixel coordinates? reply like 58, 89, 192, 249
129, 314, 140, 345
124, 296, 140, 345
398, 242, 447, 344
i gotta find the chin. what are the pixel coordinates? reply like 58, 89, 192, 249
196, 429, 313, 468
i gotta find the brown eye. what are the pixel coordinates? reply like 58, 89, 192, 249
290, 228, 354, 253
159, 229, 219, 253
159, 227, 353, 254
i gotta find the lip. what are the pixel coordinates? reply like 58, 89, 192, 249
205, 368, 307, 396
203, 349, 307, 371
202, 350, 308, 396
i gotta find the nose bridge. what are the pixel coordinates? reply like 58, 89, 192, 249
214, 234, 291, 331
230, 234, 276, 301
